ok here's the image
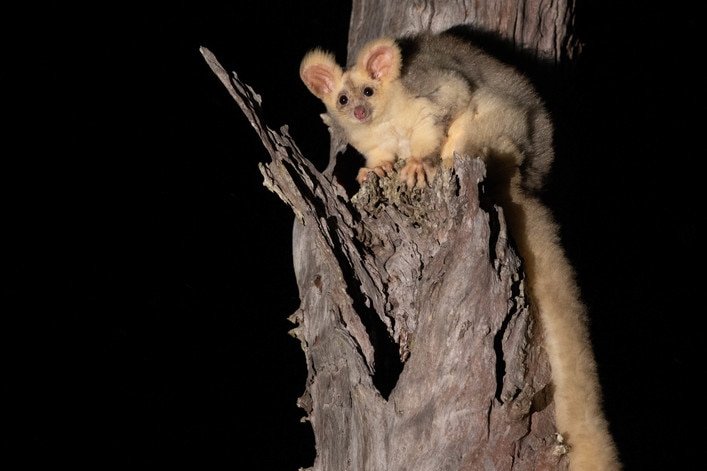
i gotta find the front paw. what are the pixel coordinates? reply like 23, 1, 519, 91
399, 157, 437, 188
356, 161, 395, 185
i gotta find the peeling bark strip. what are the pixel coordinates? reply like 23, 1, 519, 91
201, 48, 567, 470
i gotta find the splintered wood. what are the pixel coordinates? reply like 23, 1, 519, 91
201, 47, 566, 471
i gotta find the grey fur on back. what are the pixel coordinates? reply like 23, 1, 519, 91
397, 32, 554, 192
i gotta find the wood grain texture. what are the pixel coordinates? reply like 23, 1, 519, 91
347, 0, 578, 65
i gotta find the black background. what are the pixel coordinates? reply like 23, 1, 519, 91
18, 1, 701, 469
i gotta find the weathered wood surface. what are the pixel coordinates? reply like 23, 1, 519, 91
347, 0, 579, 65
201, 44, 568, 469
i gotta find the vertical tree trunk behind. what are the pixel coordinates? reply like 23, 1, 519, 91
347, 0, 579, 65
203, 0, 577, 469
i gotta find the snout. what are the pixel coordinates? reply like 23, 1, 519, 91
354, 105, 368, 121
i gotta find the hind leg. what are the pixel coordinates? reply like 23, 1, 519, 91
440, 110, 486, 168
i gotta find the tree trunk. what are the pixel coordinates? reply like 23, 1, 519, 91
201, 1, 577, 469
347, 0, 579, 65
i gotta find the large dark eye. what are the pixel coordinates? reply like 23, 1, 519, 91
338, 95, 349, 105
363, 87, 374, 97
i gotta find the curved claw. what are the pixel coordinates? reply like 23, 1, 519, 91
399, 157, 437, 188
356, 161, 395, 185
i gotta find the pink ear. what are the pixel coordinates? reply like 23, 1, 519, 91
364, 45, 396, 80
301, 63, 337, 97
300, 49, 343, 99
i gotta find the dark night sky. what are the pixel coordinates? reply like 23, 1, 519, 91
18, 1, 701, 469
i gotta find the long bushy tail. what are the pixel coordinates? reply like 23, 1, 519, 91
506, 184, 622, 471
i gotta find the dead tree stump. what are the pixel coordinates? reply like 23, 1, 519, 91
201, 48, 568, 470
